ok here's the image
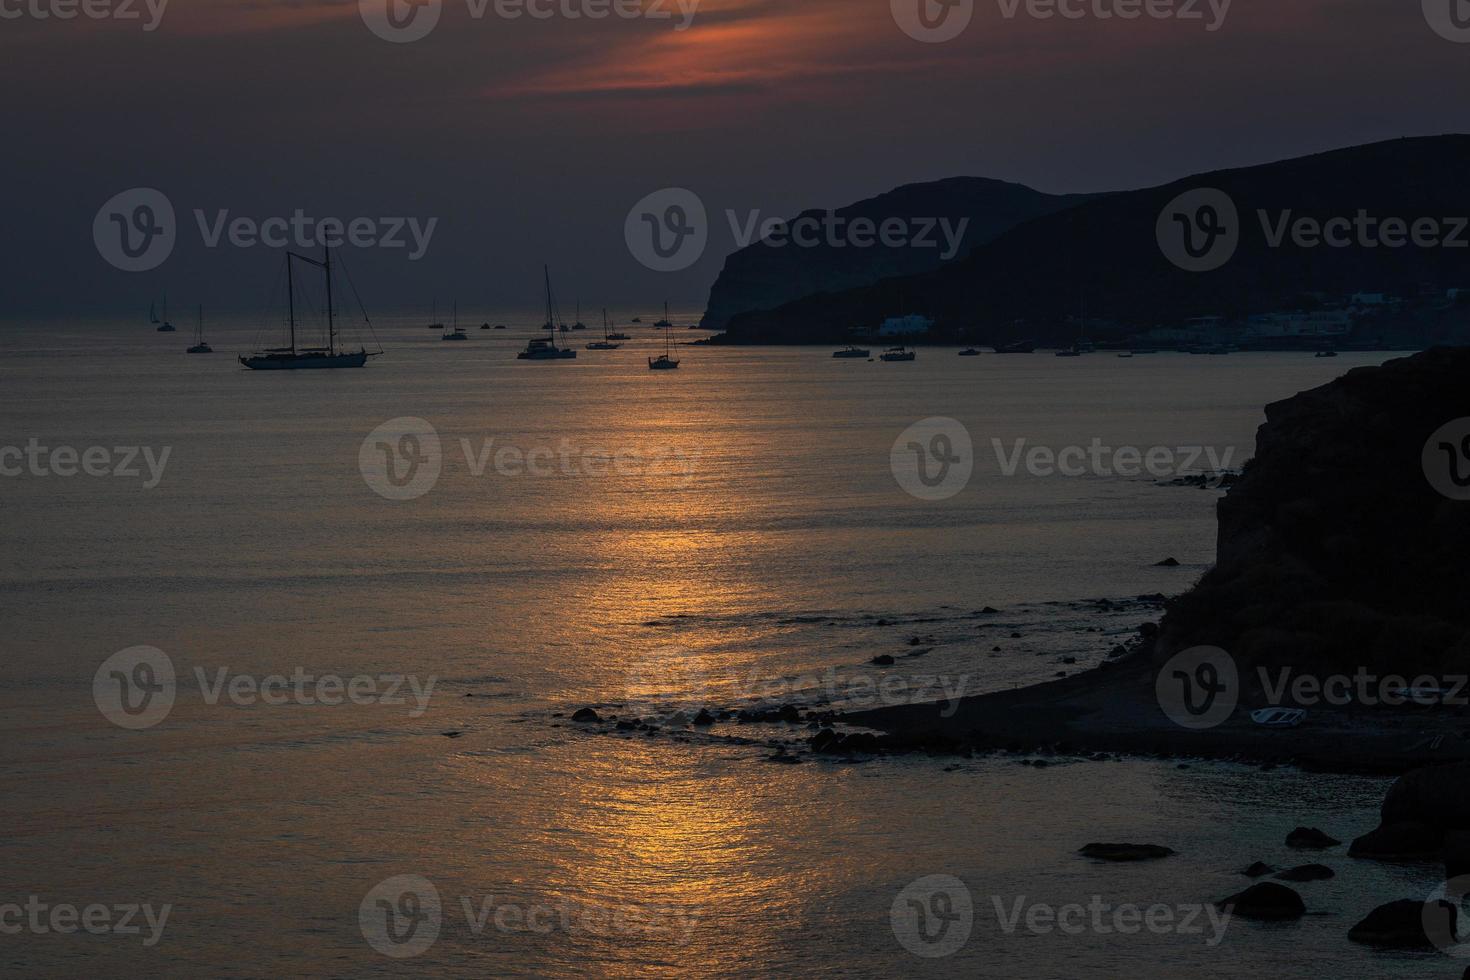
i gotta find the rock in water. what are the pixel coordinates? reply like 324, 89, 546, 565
1216, 882, 1306, 921
1078, 843, 1176, 862
870, 655, 896, 666
571, 707, 601, 723
1348, 898, 1458, 948
1239, 861, 1275, 878
1286, 826, 1341, 849
1274, 864, 1335, 882
692, 709, 715, 726
1154, 557, 1181, 567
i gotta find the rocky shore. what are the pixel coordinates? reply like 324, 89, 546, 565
847, 348, 1470, 774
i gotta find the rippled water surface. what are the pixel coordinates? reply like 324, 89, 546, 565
2, 318, 1437, 977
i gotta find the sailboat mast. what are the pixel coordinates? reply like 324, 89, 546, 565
287, 255, 297, 354
324, 244, 336, 355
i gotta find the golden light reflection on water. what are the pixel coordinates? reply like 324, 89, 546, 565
506, 737, 813, 977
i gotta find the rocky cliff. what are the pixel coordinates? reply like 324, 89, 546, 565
1158, 347, 1470, 677
699, 177, 1094, 331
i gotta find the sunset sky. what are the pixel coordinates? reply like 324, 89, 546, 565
3, 0, 1467, 314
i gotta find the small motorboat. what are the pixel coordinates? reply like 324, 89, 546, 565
494, 324, 507, 330
1117, 351, 1134, 358
832, 346, 870, 359
1314, 350, 1338, 358
958, 348, 981, 357
1055, 345, 1082, 357
1250, 708, 1306, 728
880, 346, 915, 362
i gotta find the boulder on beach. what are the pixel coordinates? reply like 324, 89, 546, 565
1078, 843, 1176, 862
1348, 898, 1457, 948
1349, 819, 1440, 860
1216, 882, 1306, 921
1274, 863, 1335, 882
1286, 827, 1341, 849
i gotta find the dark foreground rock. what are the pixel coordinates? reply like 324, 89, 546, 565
1286, 827, 1341, 849
571, 707, 601, 723
1078, 843, 1175, 862
1349, 819, 1440, 860
1156, 347, 1470, 685
1217, 882, 1306, 921
1274, 864, 1335, 882
1348, 898, 1457, 948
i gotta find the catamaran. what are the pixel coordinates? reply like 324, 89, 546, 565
519, 267, 577, 360
187, 305, 212, 354
586, 309, 622, 350
239, 246, 382, 370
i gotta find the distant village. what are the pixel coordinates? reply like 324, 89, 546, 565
861, 286, 1470, 351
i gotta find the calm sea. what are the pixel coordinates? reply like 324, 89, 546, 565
0, 316, 1440, 977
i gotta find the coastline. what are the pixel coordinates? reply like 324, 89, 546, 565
842, 644, 1470, 775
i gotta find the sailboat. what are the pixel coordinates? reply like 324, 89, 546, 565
586, 309, 622, 350
442, 301, 467, 340
155, 294, 176, 332
148, 300, 160, 325
571, 301, 587, 330
239, 246, 382, 370
518, 267, 577, 360
427, 300, 444, 330
653, 302, 673, 329
187, 305, 212, 354
648, 322, 680, 370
